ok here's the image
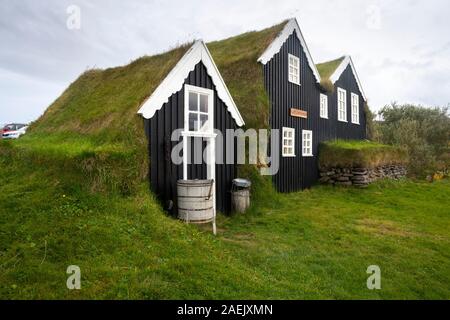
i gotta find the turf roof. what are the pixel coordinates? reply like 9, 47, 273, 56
208, 20, 288, 129
316, 56, 345, 81
29, 20, 288, 146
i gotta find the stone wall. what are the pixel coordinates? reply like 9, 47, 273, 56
319, 165, 407, 187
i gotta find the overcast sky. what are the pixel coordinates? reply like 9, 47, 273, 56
1, 0, 449, 124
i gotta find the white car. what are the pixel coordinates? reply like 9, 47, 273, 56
2, 125, 28, 139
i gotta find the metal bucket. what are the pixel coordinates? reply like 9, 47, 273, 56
177, 179, 214, 223
231, 178, 251, 213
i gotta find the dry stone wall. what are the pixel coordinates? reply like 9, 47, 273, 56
319, 165, 407, 187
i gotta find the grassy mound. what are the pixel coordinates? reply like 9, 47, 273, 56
319, 140, 408, 169
1, 149, 449, 299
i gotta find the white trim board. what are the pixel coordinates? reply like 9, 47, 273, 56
329, 55, 367, 101
257, 18, 321, 84
137, 40, 245, 127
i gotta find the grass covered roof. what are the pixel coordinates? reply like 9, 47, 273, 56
315, 56, 345, 93
319, 140, 408, 169
10, 21, 288, 191
316, 56, 345, 81
28, 20, 288, 148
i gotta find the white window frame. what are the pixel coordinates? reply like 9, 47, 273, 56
351, 92, 360, 124
320, 93, 328, 119
288, 54, 300, 85
302, 130, 313, 157
282, 127, 295, 157
184, 84, 214, 134
337, 87, 347, 122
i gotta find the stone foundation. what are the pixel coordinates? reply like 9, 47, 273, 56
319, 165, 407, 187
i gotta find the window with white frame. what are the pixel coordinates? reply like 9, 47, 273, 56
288, 54, 300, 85
320, 93, 328, 119
302, 130, 313, 157
351, 93, 360, 124
337, 87, 347, 122
185, 85, 213, 133
282, 127, 295, 157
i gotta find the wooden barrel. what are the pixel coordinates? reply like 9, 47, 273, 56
177, 179, 214, 223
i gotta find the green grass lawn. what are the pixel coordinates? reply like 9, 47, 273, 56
0, 149, 449, 299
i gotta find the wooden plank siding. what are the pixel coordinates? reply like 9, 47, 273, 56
332, 64, 366, 140
264, 31, 366, 192
145, 61, 237, 213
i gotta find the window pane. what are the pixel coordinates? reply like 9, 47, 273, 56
189, 112, 197, 131
200, 114, 208, 130
199, 94, 208, 113
189, 92, 198, 111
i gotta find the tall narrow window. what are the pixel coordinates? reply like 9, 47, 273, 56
302, 130, 313, 157
337, 87, 347, 122
282, 127, 295, 157
320, 93, 328, 119
351, 93, 360, 124
184, 85, 213, 133
288, 54, 300, 85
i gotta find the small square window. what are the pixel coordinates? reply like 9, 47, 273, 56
185, 85, 213, 133
282, 127, 295, 157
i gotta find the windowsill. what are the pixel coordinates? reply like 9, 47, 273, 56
282, 154, 296, 158
181, 131, 217, 138
288, 80, 301, 86
302, 154, 313, 157
351, 122, 360, 125
338, 119, 348, 123
320, 116, 328, 119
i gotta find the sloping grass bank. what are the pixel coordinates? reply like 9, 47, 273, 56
1, 143, 449, 299
0, 135, 147, 195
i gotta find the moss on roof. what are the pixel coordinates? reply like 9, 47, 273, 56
208, 20, 287, 129
14, 21, 288, 190
28, 21, 288, 145
316, 56, 345, 81
29, 43, 192, 147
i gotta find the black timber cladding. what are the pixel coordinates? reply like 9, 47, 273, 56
145, 61, 238, 213
264, 31, 366, 192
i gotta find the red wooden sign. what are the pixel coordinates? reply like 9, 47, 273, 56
290, 108, 307, 118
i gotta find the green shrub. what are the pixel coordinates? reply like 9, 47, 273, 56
377, 103, 450, 177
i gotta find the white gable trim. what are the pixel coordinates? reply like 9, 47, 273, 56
137, 40, 244, 127
329, 55, 367, 101
257, 18, 321, 83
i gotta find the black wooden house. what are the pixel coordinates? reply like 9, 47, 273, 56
257, 19, 367, 192
137, 18, 368, 211
138, 41, 244, 213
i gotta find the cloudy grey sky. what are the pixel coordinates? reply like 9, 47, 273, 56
1, 0, 449, 124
